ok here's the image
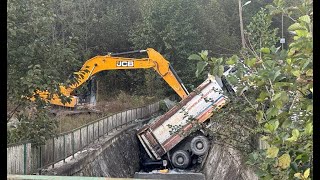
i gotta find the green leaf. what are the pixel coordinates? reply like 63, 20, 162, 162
272, 91, 287, 101
306, 105, 313, 112
272, 70, 281, 81
299, 15, 311, 24
245, 58, 256, 67
264, 123, 273, 133
304, 168, 310, 178
264, 120, 279, 133
264, 60, 275, 68
266, 146, 279, 158
281, 119, 292, 128
261, 48, 270, 54
256, 110, 264, 122
202, 50, 208, 56
218, 65, 224, 77
290, 162, 299, 172
217, 57, 223, 65
292, 70, 300, 77
304, 123, 313, 135
195, 61, 208, 77
257, 91, 269, 102
226, 55, 238, 65
266, 107, 278, 119
280, 92, 289, 103
286, 129, 300, 142
278, 154, 291, 169
306, 69, 313, 76
295, 30, 308, 37
274, 82, 293, 89
188, 54, 202, 61
294, 173, 302, 179
200, 50, 208, 61
286, 58, 292, 65
272, 92, 281, 101
302, 58, 311, 70
288, 23, 306, 31
274, 120, 279, 131
260, 135, 269, 141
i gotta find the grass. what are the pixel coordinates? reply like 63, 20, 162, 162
55, 91, 160, 134
55, 113, 103, 134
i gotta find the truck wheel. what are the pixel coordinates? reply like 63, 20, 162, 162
190, 136, 209, 155
171, 150, 191, 169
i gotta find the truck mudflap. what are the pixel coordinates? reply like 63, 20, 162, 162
137, 77, 227, 160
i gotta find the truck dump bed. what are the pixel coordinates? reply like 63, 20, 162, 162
137, 77, 227, 160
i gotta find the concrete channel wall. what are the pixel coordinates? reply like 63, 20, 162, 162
74, 127, 140, 177
42, 127, 258, 179
43, 126, 141, 177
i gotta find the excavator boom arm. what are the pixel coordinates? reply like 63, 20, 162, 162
37, 48, 189, 107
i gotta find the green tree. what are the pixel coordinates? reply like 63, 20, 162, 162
189, 0, 312, 179
7, 0, 81, 144
130, 0, 207, 97
246, 8, 279, 53
197, 0, 242, 55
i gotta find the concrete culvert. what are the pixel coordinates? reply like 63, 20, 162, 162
171, 150, 191, 169
190, 135, 209, 156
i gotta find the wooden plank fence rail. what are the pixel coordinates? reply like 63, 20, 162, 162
7, 101, 160, 175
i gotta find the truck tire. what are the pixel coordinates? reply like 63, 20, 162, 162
190, 136, 209, 155
171, 150, 191, 169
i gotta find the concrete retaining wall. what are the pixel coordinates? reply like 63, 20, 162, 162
76, 127, 140, 177
43, 126, 140, 178
203, 143, 257, 180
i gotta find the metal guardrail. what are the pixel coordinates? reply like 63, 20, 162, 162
7, 101, 160, 175
7, 174, 144, 180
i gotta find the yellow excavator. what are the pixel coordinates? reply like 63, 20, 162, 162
32, 48, 189, 108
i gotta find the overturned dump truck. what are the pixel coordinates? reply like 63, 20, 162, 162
137, 75, 231, 169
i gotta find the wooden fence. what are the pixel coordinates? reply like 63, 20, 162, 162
7, 101, 160, 175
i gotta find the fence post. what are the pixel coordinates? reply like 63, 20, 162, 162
72, 132, 75, 158
98, 121, 100, 141
103, 119, 105, 136
112, 116, 114, 131
135, 108, 137, 124
121, 113, 123, 128
80, 128, 82, 149
140, 107, 142, 118
63, 135, 66, 163
38, 146, 42, 175
23, 143, 27, 175
93, 122, 95, 141
131, 108, 138, 124
52, 138, 55, 168
126, 110, 128, 125
115, 114, 118, 130
107, 118, 109, 135
87, 125, 89, 146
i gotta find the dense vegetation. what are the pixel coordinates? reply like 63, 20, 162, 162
189, 0, 313, 179
8, 0, 312, 179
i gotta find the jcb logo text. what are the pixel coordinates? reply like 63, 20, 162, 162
116, 61, 134, 67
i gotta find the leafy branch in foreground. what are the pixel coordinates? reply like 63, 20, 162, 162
188, 1, 312, 179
